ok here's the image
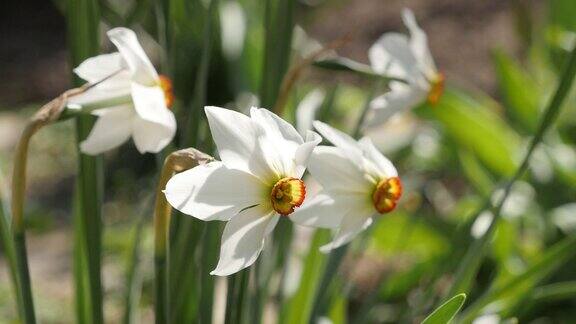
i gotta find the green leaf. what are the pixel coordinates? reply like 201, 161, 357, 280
457, 149, 494, 197
0, 172, 19, 318
283, 230, 330, 324
260, 0, 295, 111
424, 88, 521, 177
66, 0, 104, 323
550, 0, 576, 32
422, 294, 466, 324
493, 49, 541, 132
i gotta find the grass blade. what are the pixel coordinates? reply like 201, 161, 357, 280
66, 0, 104, 323
260, 0, 295, 110
283, 229, 330, 324
422, 294, 466, 324
0, 170, 21, 318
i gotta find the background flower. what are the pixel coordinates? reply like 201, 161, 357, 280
69, 28, 176, 155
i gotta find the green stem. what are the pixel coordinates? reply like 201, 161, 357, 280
122, 207, 147, 324
224, 270, 250, 324
10, 89, 84, 323
13, 232, 35, 324
11, 122, 39, 324
309, 245, 348, 324
0, 178, 19, 319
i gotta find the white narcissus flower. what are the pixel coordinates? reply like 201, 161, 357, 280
290, 121, 402, 252
164, 106, 321, 276
365, 8, 443, 128
69, 27, 176, 155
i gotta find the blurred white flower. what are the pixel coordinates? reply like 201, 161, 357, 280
164, 106, 321, 275
296, 89, 325, 135
69, 27, 176, 155
364, 8, 443, 128
220, 1, 246, 60
290, 121, 402, 252
472, 314, 501, 324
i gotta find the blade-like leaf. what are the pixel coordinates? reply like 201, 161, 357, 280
423, 88, 521, 177
422, 294, 466, 324
493, 49, 541, 132
66, 0, 104, 323
283, 229, 330, 324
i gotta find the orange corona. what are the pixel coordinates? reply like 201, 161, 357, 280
427, 73, 445, 106
158, 75, 174, 108
372, 177, 402, 214
270, 177, 306, 216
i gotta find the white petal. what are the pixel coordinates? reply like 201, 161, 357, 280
358, 137, 398, 178
131, 82, 174, 126
73, 52, 131, 88
164, 161, 265, 221
132, 115, 176, 153
211, 206, 279, 276
312, 121, 363, 166
290, 192, 367, 229
250, 107, 303, 144
67, 86, 131, 106
402, 8, 437, 80
107, 27, 158, 86
320, 208, 375, 253
79, 105, 135, 155
205, 106, 276, 181
368, 33, 419, 81
250, 107, 303, 177
308, 146, 373, 194
363, 82, 427, 128
296, 89, 325, 135
293, 131, 322, 178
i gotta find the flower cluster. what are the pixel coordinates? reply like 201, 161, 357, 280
70, 8, 438, 276
164, 107, 402, 275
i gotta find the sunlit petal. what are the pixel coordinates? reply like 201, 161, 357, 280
73, 52, 131, 89
401, 8, 437, 80
312, 121, 363, 165
358, 137, 398, 178
308, 146, 373, 193
132, 116, 176, 153
164, 161, 265, 221
131, 82, 174, 127
293, 131, 322, 178
205, 106, 276, 181
320, 208, 374, 253
79, 105, 135, 155
211, 206, 279, 276
368, 33, 418, 80
363, 82, 427, 128
107, 27, 159, 86
290, 192, 368, 229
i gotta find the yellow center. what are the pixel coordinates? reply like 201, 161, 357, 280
427, 73, 445, 106
158, 75, 174, 108
270, 177, 306, 216
372, 177, 402, 214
